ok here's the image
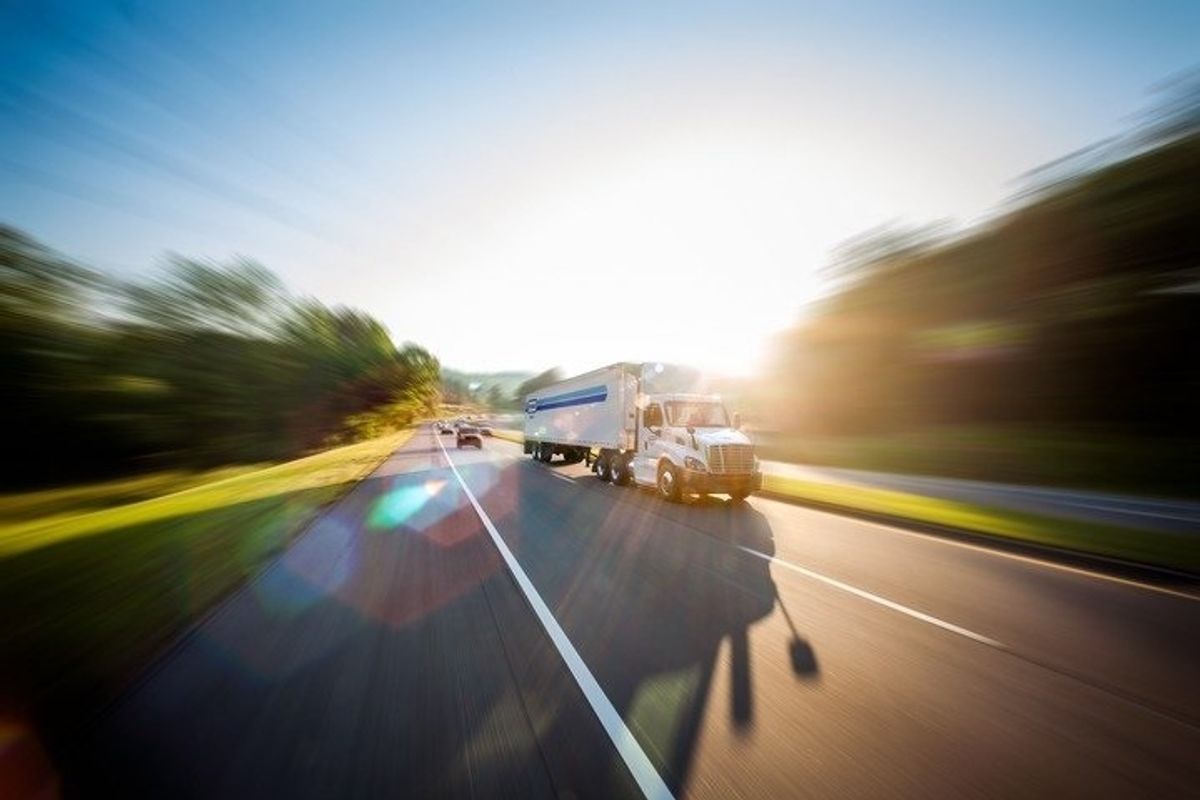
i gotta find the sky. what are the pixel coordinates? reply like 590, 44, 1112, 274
2, 1, 1198, 376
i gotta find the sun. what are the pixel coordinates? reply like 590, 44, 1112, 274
425, 129, 846, 376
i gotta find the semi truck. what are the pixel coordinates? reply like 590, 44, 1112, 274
523, 363, 762, 502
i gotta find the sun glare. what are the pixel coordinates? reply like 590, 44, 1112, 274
457, 133, 851, 376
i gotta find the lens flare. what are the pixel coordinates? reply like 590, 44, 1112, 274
252, 514, 357, 618
367, 478, 449, 531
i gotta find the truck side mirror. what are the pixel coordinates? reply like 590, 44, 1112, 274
733, 412, 742, 430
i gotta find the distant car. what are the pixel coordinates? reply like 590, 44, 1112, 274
477, 423, 493, 437
456, 426, 482, 449
435, 421, 453, 434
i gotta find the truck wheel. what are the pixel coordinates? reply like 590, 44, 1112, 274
729, 490, 750, 502
595, 454, 612, 482
539, 443, 553, 463
657, 463, 681, 502
610, 455, 631, 486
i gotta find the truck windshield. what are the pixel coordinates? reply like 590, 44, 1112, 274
665, 401, 728, 428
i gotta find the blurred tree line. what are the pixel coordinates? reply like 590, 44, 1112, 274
439, 368, 556, 410
763, 72, 1200, 445
515, 368, 563, 403
1, 230, 440, 487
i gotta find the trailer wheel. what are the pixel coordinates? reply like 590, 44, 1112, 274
657, 463, 681, 502
538, 443, 553, 463
595, 453, 612, 482
610, 454, 631, 486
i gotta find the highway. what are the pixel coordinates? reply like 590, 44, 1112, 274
66, 425, 1200, 798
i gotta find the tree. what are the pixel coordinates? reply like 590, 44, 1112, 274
0, 228, 443, 483
514, 367, 563, 404
485, 384, 505, 409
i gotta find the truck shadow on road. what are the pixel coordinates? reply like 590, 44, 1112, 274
497, 464, 821, 795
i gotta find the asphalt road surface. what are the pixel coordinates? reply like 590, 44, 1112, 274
66, 425, 1200, 798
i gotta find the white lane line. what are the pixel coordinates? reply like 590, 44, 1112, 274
549, 472, 576, 484
436, 434, 673, 800
754, 496, 1200, 603
734, 545, 1007, 649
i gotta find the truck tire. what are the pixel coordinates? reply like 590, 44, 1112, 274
610, 454, 631, 486
657, 463, 681, 502
595, 453, 612, 482
729, 489, 750, 502
539, 443, 553, 463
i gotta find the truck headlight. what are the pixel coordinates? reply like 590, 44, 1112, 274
684, 456, 707, 472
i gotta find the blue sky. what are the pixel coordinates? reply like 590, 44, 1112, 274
2, 0, 1198, 374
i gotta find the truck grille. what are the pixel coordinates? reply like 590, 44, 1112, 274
707, 444, 755, 475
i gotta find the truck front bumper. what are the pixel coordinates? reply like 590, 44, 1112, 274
679, 470, 763, 496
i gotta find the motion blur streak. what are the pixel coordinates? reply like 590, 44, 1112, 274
747, 70, 1200, 497
0, 226, 442, 487
2, 2, 1199, 798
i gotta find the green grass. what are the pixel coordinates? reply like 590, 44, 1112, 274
762, 474, 1200, 574
0, 429, 412, 734
0, 466, 265, 527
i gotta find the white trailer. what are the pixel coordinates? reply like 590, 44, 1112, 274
524, 363, 762, 502
523, 363, 638, 459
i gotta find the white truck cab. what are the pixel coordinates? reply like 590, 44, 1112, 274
629, 392, 760, 501
523, 364, 762, 502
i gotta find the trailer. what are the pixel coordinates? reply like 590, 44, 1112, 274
522, 363, 638, 464
524, 363, 762, 501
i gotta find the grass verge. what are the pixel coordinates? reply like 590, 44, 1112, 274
762, 475, 1200, 575
0, 428, 412, 740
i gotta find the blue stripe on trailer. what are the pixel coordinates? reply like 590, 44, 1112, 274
535, 392, 607, 411
527, 385, 608, 413
542, 384, 608, 403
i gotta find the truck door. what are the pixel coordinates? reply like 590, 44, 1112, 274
632, 402, 665, 485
